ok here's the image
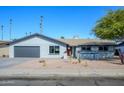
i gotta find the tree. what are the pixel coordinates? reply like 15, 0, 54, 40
92, 9, 124, 40
60, 36, 65, 39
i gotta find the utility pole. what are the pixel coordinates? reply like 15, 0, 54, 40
25, 32, 28, 36
9, 19, 12, 40
40, 16, 43, 34
1, 25, 3, 40
29, 32, 31, 35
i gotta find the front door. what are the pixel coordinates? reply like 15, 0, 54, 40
67, 46, 72, 56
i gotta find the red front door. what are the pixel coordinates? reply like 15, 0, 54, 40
67, 46, 72, 56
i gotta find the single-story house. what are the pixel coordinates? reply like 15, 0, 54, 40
8, 33, 116, 59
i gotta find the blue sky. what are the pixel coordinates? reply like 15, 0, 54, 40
0, 6, 124, 40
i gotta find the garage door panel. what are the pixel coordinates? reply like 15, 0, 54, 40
14, 46, 40, 58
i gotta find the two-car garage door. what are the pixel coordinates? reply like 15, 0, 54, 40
14, 46, 40, 58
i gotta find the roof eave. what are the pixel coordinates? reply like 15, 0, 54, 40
9, 33, 68, 46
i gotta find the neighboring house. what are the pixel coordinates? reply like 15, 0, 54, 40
0, 41, 9, 57
8, 33, 116, 59
116, 41, 124, 53
116, 40, 124, 64
0, 41, 8, 45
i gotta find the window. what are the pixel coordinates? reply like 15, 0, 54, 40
81, 46, 86, 50
81, 46, 91, 51
99, 46, 104, 51
104, 46, 108, 51
49, 46, 54, 54
49, 46, 60, 54
87, 46, 91, 51
91, 46, 98, 51
99, 46, 108, 51
108, 46, 114, 51
55, 46, 60, 54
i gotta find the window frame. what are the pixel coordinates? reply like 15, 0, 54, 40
104, 46, 108, 51
49, 46, 60, 55
81, 46, 86, 51
98, 46, 108, 51
81, 46, 91, 51
99, 46, 104, 51
86, 46, 91, 51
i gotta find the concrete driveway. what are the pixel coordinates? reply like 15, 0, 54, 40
0, 58, 38, 69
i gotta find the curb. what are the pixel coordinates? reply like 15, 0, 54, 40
0, 74, 124, 80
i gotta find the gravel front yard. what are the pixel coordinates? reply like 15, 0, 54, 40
0, 57, 124, 80
8, 57, 124, 69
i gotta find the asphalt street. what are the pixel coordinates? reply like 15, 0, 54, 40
0, 77, 124, 86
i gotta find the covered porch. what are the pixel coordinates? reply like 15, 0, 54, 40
76, 45, 115, 60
